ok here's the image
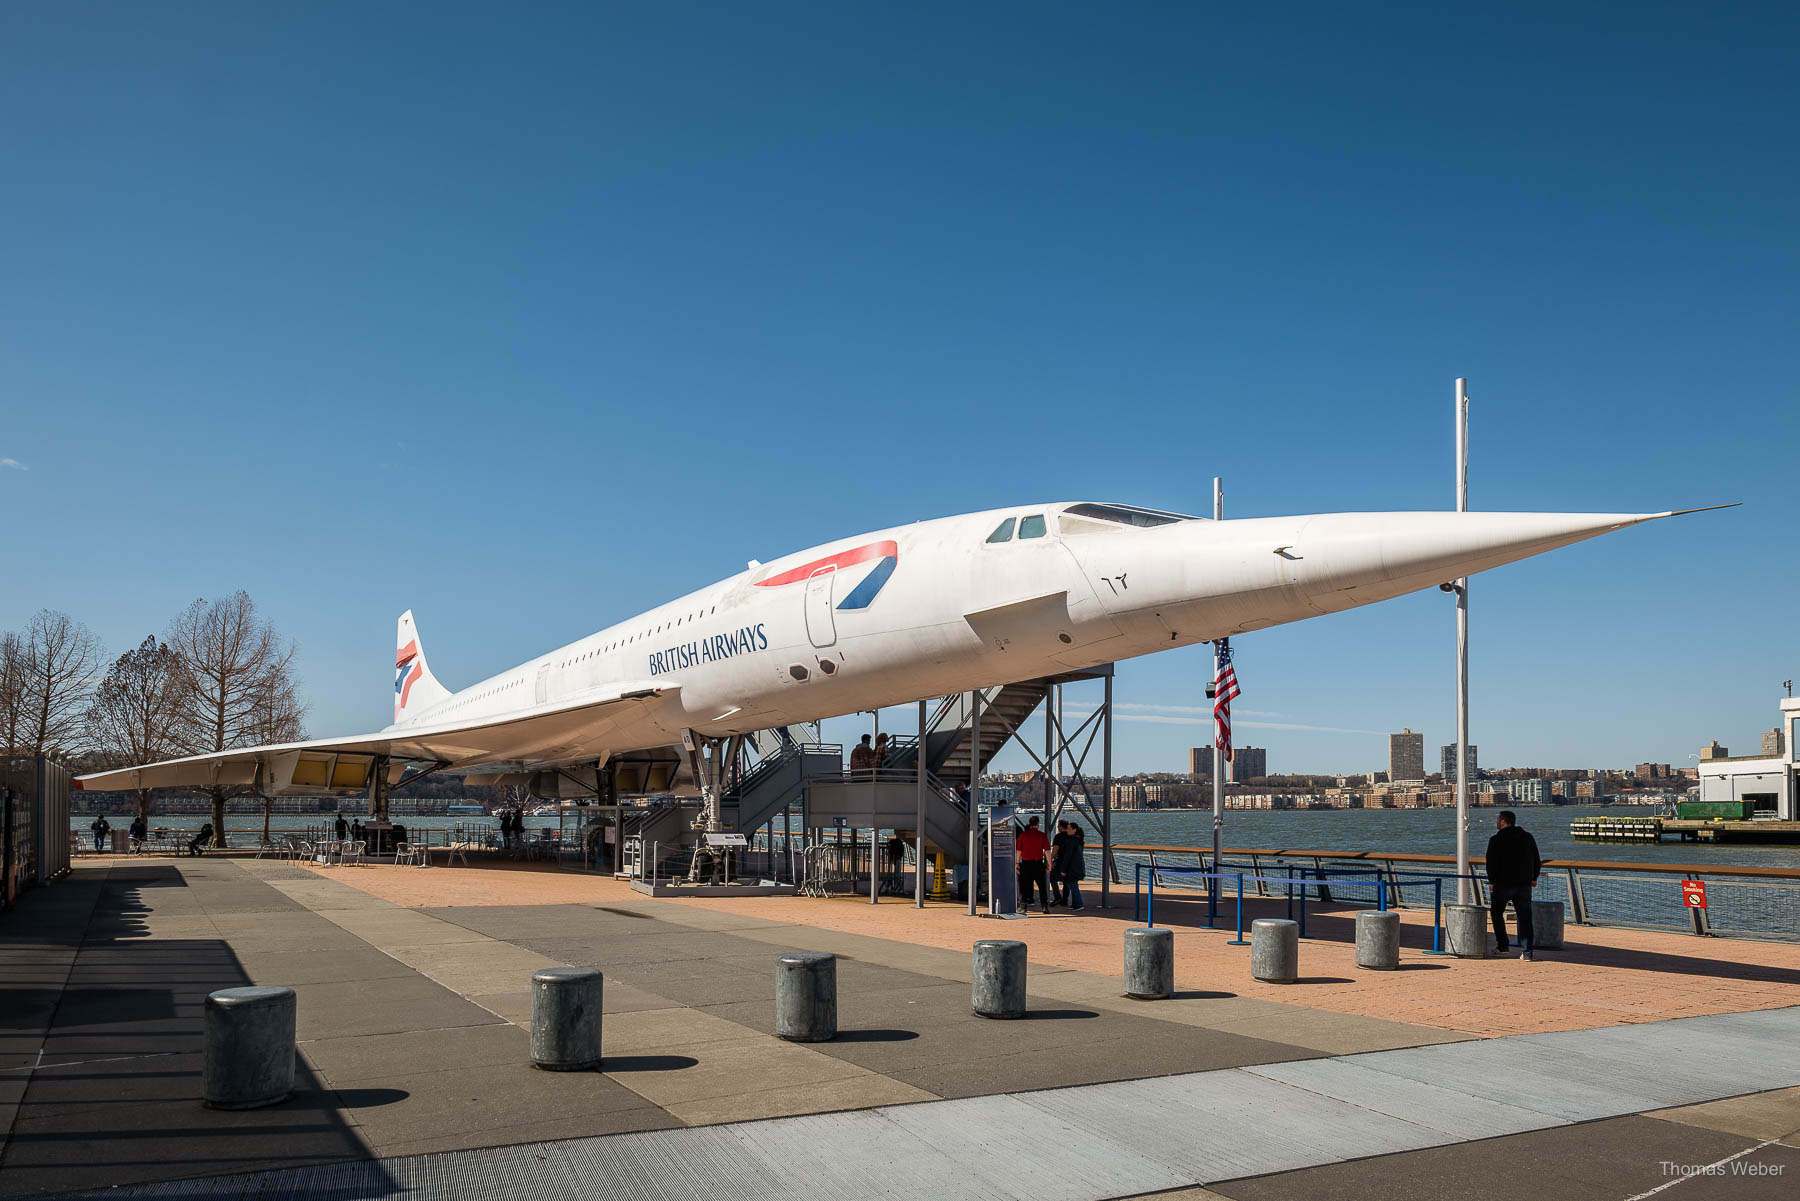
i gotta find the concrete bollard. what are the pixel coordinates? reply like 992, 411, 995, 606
531, 967, 603, 1071
972, 939, 1027, 1018
1445, 904, 1489, 958
203, 986, 296, 1110
1532, 900, 1566, 950
1123, 927, 1174, 999
1250, 919, 1299, 984
1355, 909, 1401, 971
775, 952, 837, 1042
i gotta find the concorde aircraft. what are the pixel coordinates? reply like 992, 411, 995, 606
76, 501, 1720, 826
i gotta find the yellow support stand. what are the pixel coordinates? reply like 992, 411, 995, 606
928, 852, 954, 901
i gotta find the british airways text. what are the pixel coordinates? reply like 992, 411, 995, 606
648, 623, 768, 677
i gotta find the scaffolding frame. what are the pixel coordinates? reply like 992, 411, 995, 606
986, 666, 1117, 906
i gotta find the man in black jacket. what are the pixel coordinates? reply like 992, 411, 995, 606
1485, 810, 1541, 960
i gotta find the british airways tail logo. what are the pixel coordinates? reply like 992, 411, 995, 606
395, 640, 421, 711
753, 540, 898, 609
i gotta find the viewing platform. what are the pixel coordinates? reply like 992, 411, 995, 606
2, 852, 1797, 1200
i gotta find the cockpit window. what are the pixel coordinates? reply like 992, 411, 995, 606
1018, 514, 1047, 539
1062, 502, 1196, 528
985, 518, 1016, 543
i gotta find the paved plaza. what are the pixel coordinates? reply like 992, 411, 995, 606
2, 856, 1798, 1199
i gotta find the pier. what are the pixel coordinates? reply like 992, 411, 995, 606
1566, 815, 1800, 844
3, 853, 1798, 1199
1662, 819, 1800, 843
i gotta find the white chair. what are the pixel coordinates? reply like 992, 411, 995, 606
393, 841, 416, 867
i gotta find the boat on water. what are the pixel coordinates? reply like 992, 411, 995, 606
446, 803, 488, 816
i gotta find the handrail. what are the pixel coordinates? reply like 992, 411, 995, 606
730, 741, 842, 797
807, 767, 969, 811
1110, 843, 1800, 881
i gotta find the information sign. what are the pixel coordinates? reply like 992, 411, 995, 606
987, 804, 1017, 916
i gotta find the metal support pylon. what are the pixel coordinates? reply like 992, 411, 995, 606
967, 667, 1117, 904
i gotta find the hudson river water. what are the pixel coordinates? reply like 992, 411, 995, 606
86, 804, 1800, 870
1101, 804, 1800, 871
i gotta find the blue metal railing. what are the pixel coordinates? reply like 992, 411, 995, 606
1134, 863, 1454, 954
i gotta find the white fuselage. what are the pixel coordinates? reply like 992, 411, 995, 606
391, 502, 1663, 767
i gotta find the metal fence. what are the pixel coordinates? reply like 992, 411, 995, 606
3, 755, 71, 909
1110, 843, 1800, 942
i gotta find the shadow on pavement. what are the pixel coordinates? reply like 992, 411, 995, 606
603, 1054, 699, 1072
0, 863, 391, 1198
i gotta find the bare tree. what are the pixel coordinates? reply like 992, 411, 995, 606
492, 781, 532, 813
248, 685, 307, 845
0, 631, 28, 752
85, 636, 185, 823
19, 610, 102, 755
167, 592, 305, 846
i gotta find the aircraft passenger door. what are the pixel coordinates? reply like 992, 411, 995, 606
534, 663, 551, 705
804, 567, 838, 649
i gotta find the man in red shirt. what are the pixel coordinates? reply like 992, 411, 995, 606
1015, 816, 1052, 913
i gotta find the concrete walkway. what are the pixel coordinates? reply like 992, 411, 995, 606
36, 1010, 1800, 1201
3, 856, 1798, 1199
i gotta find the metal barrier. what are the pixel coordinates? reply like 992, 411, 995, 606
1114, 843, 1800, 942
800, 844, 841, 897
1135, 863, 1448, 954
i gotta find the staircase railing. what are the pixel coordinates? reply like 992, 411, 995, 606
927, 688, 1003, 737
728, 741, 840, 801
808, 764, 969, 810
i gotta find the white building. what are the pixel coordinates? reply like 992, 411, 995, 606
1695, 696, 1800, 820
1506, 778, 1551, 806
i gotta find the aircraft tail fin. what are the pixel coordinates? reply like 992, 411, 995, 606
393, 610, 452, 723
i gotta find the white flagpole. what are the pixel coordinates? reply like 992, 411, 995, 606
1455, 378, 1472, 904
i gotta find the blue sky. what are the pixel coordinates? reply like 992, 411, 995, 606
3, 3, 1795, 775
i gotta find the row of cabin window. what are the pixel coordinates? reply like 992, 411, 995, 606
449, 679, 522, 711
570, 603, 722, 660
986, 514, 1047, 543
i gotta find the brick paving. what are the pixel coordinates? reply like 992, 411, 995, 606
6, 853, 1798, 1199
304, 857, 1800, 1036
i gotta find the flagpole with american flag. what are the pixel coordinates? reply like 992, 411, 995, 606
1209, 478, 1226, 905
1214, 639, 1242, 778
1209, 635, 1242, 925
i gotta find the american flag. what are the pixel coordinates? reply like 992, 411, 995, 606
1213, 639, 1242, 775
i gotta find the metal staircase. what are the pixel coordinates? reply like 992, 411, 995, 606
917, 776, 972, 860
722, 729, 839, 836
712, 681, 1079, 869
910, 681, 1050, 784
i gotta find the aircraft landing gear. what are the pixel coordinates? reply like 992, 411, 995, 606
683, 731, 743, 884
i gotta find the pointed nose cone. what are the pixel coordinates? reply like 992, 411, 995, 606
1293, 510, 1675, 612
